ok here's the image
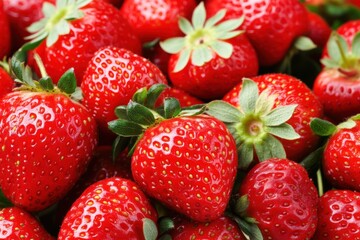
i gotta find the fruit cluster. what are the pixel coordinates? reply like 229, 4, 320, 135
0, 0, 360, 239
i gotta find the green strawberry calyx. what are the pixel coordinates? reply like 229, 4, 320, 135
25, 0, 92, 48
159, 1, 244, 72
310, 114, 360, 137
321, 31, 360, 77
205, 78, 300, 169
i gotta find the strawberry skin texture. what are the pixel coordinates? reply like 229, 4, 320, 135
223, 73, 323, 162
0, 67, 14, 98
81, 47, 168, 143
313, 190, 360, 240
0, 207, 54, 239
168, 34, 258, 100
168, 216, 247, 240
205, 0, 308, 66
0, 0, 11, 59
323, 120, 360, 191
120, 0, 196, 43
131, 115, 238, 222
58, 177, 158, 240
28, 0, 142, 85
0, 91, 98, 212
239, 158, 318, 240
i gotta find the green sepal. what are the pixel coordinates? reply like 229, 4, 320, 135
127, 101, 156, 126
300, 146, 325, 175
164, 98, 181, 119
326, 32, 348, 64
146, 83, 168, 108
206, 100, 243, 123
108, 119, 144, 137
178, 104, 207, 117
158, 217, 175, 235
337, 118, 356, 130
132, 87, 148, 105
293, 36, 317, 51
174, 48, 191, 72
263, 104, 297, 126
267, 123, 300, 140
254, 135, 286, 162
240, 79, 259, 114
39, 76, 54, 90
143, 218, 158, 240
234, 195, 249, 217
310, 118, 337, 137
57, 68, 77, 94
351, 32, 360, 57
112, 136, 130, 162
234, 218, 263, 240
114, 106, 128, 120
238, 143, 254, 169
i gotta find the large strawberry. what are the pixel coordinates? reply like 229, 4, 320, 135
0, 0, 11, 59
120, 0, 196, 43
313, 189, 360, 239
206, 74, 323, 169
26, 0, 141, 84
236, 158, 319, 240
58, 177, 158, 240
108, 88, 238, 222
205, 0, 309, 66
160, 2, 258, 100
0, 207, 54, 239
81, 46, 168, 144
0, 52, 98, 212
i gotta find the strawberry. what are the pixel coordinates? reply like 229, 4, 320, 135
26, 0, 142, 85
108, 90, 238, 222
143, 42, 171, 78
80, 46, 168, 144
156, 86, 203, 108
0, 0, 11, 59
205, 0, 309, 66
119, 0, 196, 43
0, 207, 54, 239
160, 2, 258, 100
0, 52, 98, 212
58, 177, 158, 240
207, 74, 323, 169
313, 189, 360, 239
306, 11, 332, 49
3, 0, 55, 52
0, 64, 14, 98
236, 158, 318, 240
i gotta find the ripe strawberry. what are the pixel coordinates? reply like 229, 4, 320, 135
236, 158, 318, 240
0, 65, 14, 98
313, 189, 360, 239
26, 0, 142, 84
160, 2, 258, 100
306, 11, 332, 49
0, 0, 11, 59
81, 46, 168, 144
120, 0, 196, 43
207, 74, 323, 169
3, 0, 55, 52
0, 207, 54, 239
143, 42, 171, 77
156, 86, 203, 108
58, 177, 158, 240
0, 55, 98, 212
205, 0, 309, 66
108, 93, 238, 222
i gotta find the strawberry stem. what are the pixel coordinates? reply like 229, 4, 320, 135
316, 169, 324, 197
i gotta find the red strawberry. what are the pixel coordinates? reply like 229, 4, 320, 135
81, 46, 168, 144
237, 158, 318, 240
3, 0, 55, 52
27, 0, 142, 85
313, 189, 360, 239
306, 11, 332, 49
0, 0, 11, 59
0, 207, 54, 239
0, 65, 14, 98
156, 86, 203, 108
208, 74, 323, 169
120, 0, 196, 43
58, 177, 158, 240
160, 2, 258, 100
205, 0, 309, 66
0, 57, 98, 212
143, 42, 171, 77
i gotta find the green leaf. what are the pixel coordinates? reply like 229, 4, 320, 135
310, 118, 337, 136
179, 17, 194, 35
240, 78, 259, 114
57, 68, 77, 94
70, 87, 83, 101
108, 119, 144, 137
132, 87, 148, 105
327, 32, 348, 62
191, 45, 213, 66
179, 104, 206, 116
146, 83, 168, 108
213, 16, 244, 33
352, 32, 360, 57
254, 135, 286, 161
300, 146, 324, 174
294, 36, 317, 51
158, 217, 175, 235
174, 48, 191, 72
115, 106, 128, 120
204, 9, 226, 28
238, 143, 254, 170
217, 30, 244, 40
321, 58, 340, 68
234, 195, 250, 216
192, 2, 206, 30
159, 37, 186, 54
112, 136, 130, 162
267, 123, 300, 140
143, 218, 158, 240
127, 101, 156, 126
254, 89, 276, 116
263, 104, 297, 126
164, 98, 181, 119
39, 76, 54, 90
235, 218, 263, 240
338, 119, 356, 130
211, 40, 233, 59
206, 100, 242, 123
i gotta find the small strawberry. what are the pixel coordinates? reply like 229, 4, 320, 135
120, 0, 197, 43
236, 158, 318, 240
0, 51, 98, 212
0, 0, 11, 59
160, 2, 258, 100
58, 177, 158, 240
306, 11, 332, 49
206, 74, 323, 169
81, 46, 168, 144
0, 63, 14, 98
26, 0, 142, 84
313, 189, 360, 239
108, 88, 238, 222
0, 207, 54, 239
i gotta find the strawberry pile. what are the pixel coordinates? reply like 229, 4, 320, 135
1, 0, 360, 239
